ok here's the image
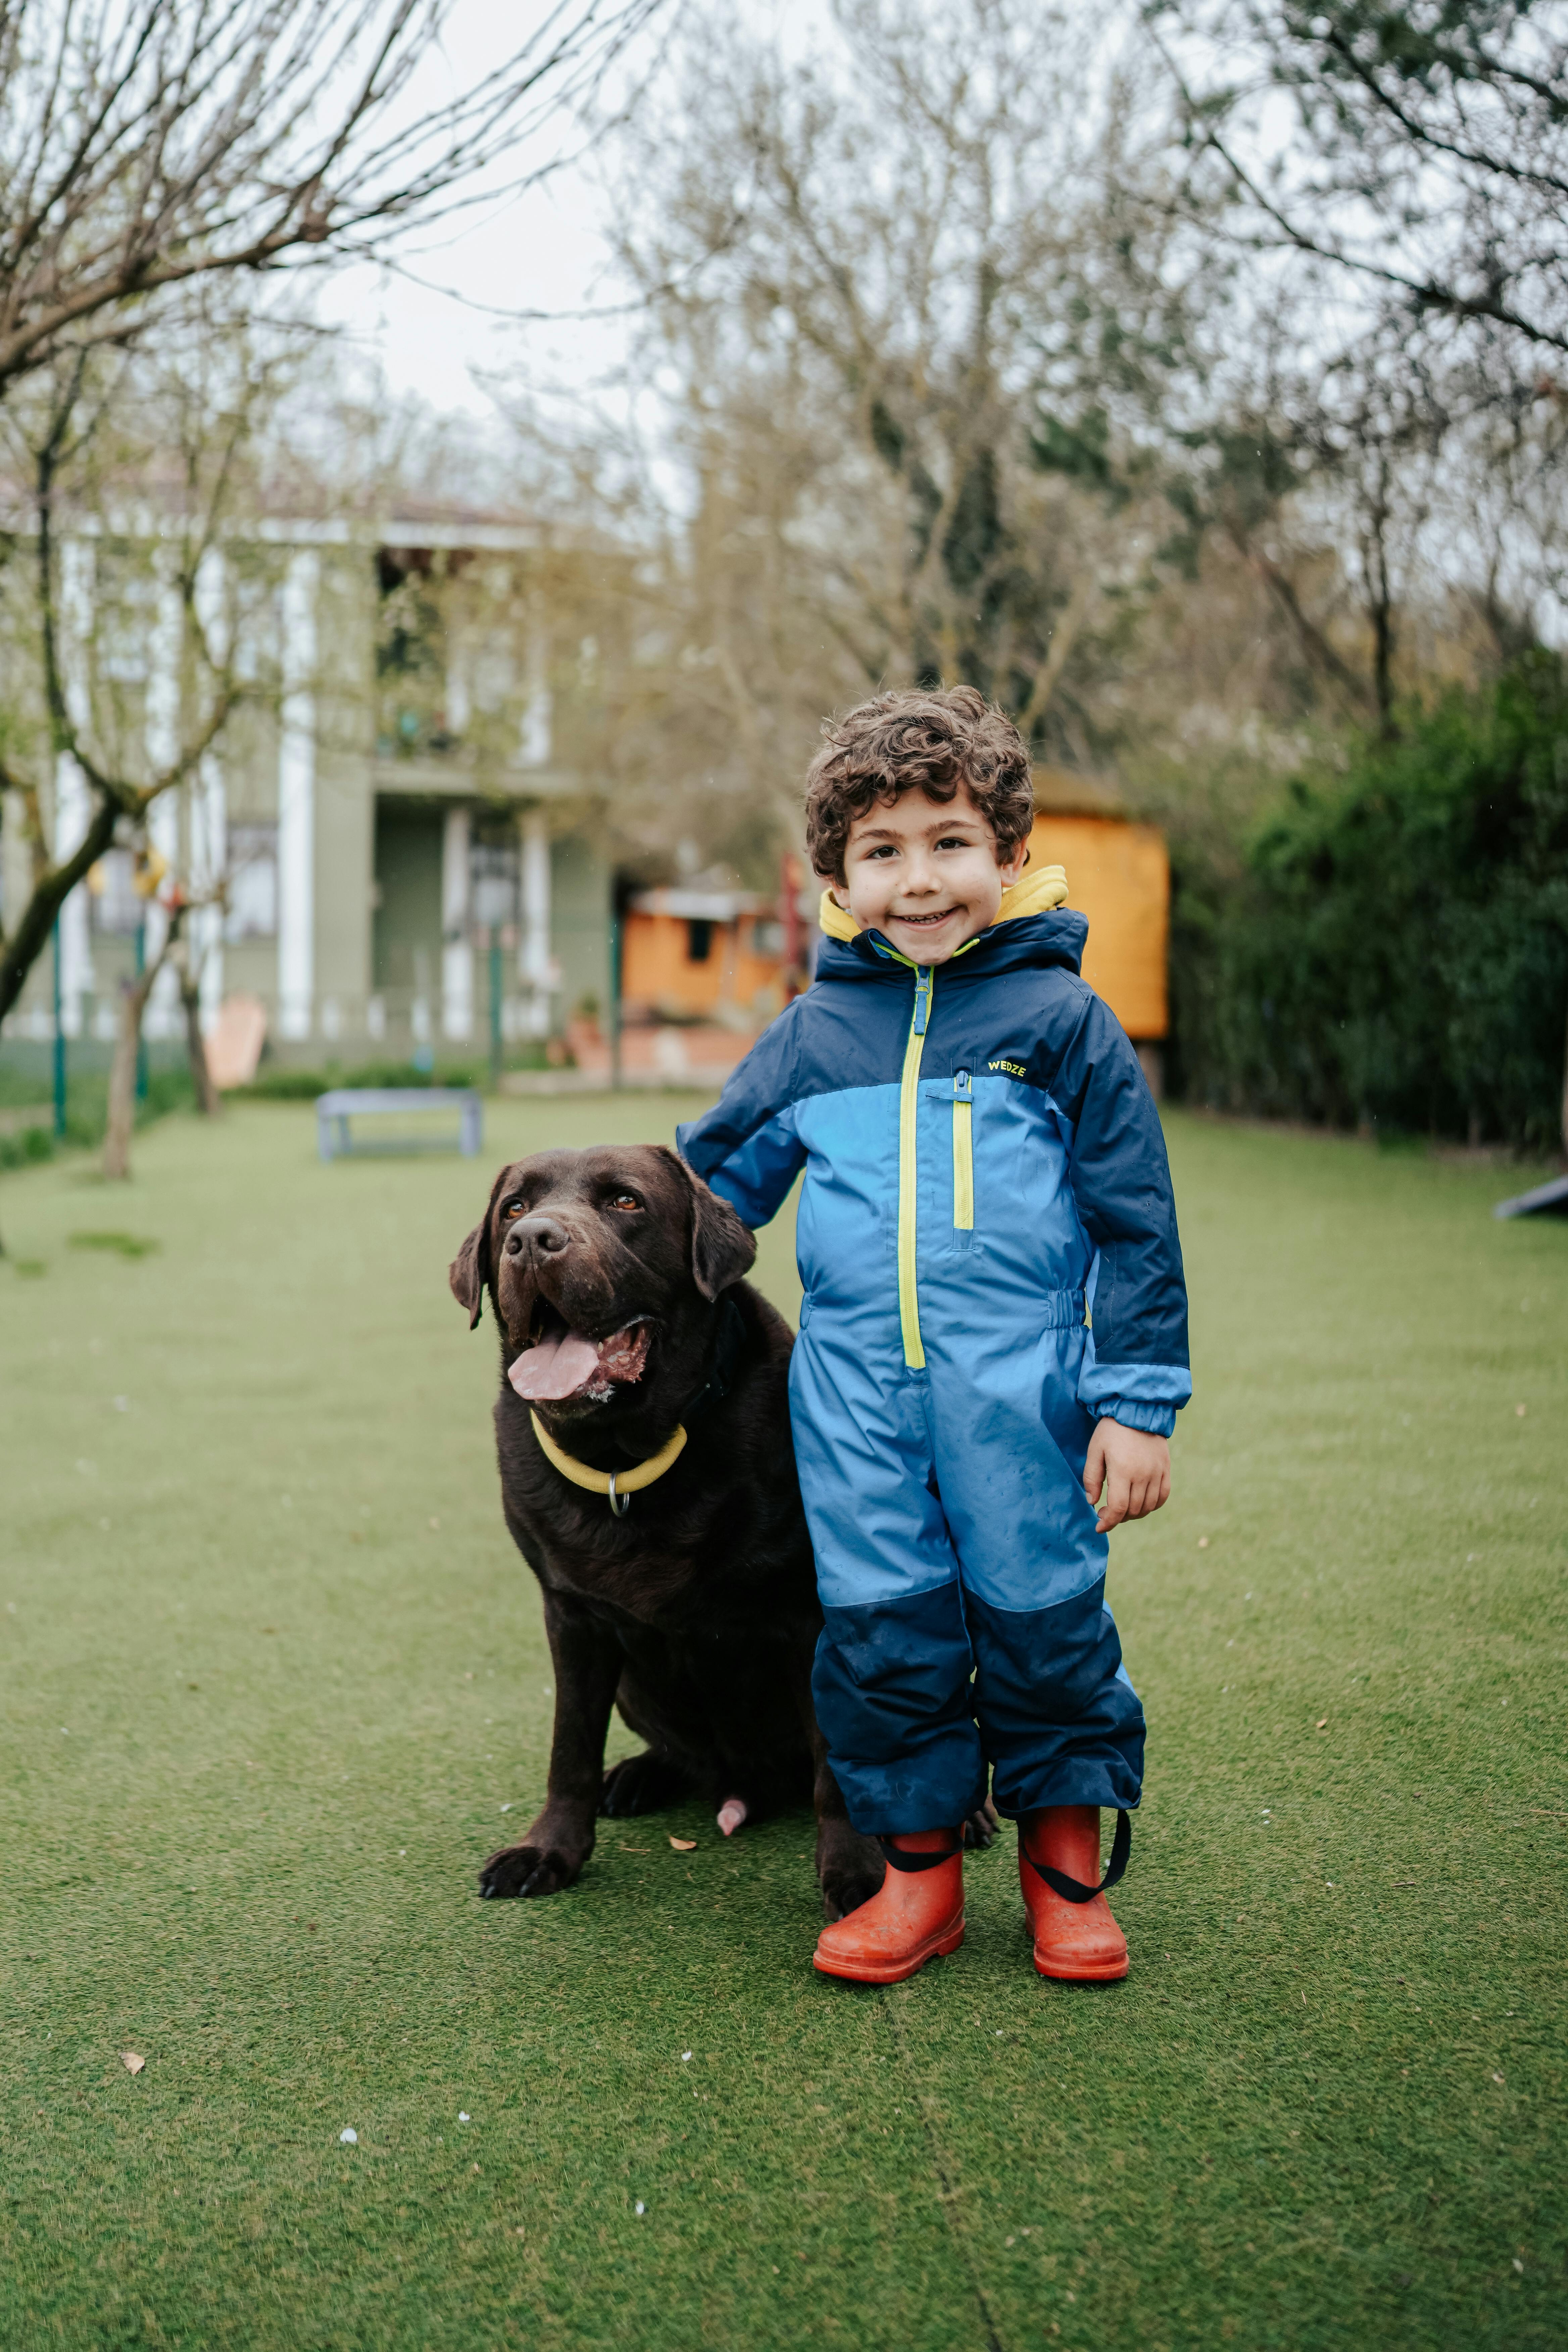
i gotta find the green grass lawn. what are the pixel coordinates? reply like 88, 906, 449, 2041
2, 1100, 1564, 2351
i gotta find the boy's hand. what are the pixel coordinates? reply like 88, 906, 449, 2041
1084, 1419, 1171, 1534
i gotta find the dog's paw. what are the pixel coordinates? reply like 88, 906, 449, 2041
599, 1751, 689, 1818
817, 1826, 885, 1922
964, 1797, 1001, 1851
477, 1843, 582, 1899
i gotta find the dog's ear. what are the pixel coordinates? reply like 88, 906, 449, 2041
449, 1163, 521, 1330
669, 1152, 756, 1300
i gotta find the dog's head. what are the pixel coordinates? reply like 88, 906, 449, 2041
449, 1145, 755, 1422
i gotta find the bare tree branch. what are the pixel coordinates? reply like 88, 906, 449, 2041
0, 0, 669, 400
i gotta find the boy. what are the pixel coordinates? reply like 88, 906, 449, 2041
677, 686, 1189, 1984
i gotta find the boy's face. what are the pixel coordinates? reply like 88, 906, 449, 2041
831, 784, 1025, 965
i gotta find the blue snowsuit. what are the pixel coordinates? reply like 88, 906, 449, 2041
676, 879, 1190, 1836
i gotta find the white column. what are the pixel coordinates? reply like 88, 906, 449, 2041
276, 550, 318, 1041
191, 549, 227, 1029
54, 539, 96, 1035
519, 808, 552, 1038
142, 565, 183, 1038
441, 804, 473, 1041
519, 622, 552, 768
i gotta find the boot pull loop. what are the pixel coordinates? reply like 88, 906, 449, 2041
877, 1833, 964, 1874
1023, 1809, 1131, 1905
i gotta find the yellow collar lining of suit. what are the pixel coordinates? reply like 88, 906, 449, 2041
529, 1409, 688, 1515
817, 859, 1069, 943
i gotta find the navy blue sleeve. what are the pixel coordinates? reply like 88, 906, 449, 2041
676, 1002, 806, 1231
1046, 989, 1191, 1418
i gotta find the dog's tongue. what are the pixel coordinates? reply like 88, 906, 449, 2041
507, 1330, 602, 1401
507, 1320, 652, 1403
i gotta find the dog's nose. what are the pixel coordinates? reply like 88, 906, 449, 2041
506, 1214, 571, 1257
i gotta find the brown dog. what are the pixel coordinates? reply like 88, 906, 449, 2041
449, 1143, 886, 1918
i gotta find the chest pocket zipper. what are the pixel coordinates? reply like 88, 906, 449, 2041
952, 1068, 974, 1230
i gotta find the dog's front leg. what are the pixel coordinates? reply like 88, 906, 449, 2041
478, 1594, 621, 1899
788, 1664, 885, 1922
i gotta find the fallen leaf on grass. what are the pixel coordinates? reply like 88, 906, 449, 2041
669, 1836, 697, 1851
618, 1844, 648, 1854
121, 2052, 145, 2075
1316, 1717, 1328, 1730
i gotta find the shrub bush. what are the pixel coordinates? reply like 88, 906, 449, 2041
1170, 656, 1568, 1151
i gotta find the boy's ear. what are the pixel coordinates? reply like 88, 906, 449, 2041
449, 1162, 523, 1329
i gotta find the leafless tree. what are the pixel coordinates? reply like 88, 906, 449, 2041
0, 0, 668, 405
550, 3, 1277, 875
1150, 2, 1568, 371
574, 0, 1215, 861
0, 326, 282, 1025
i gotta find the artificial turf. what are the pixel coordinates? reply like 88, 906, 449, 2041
1, 1097, 1564, 2351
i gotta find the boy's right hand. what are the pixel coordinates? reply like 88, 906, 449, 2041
1084, 1419, 1171, 1534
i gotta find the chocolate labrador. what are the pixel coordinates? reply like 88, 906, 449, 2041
448, 1143, 887, 1919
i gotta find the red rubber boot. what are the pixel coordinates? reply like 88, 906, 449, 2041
813, 1830, 965, 1984
1019, 1806, 1129, 1982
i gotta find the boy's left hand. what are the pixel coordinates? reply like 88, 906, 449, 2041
1084, 1419, 1171, 1534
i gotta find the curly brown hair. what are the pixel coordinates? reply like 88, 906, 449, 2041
803, 684, 1034, 884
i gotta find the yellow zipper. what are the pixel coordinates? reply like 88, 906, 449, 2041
952, 1067, 973, 1230
897, 965, 933, 1368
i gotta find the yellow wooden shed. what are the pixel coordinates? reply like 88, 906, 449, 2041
1027, 768, 1169, 1082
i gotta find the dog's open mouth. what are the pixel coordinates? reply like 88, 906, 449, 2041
507, 1300, 653, 1403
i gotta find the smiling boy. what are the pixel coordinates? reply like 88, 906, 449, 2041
678, 686, 1189, 1983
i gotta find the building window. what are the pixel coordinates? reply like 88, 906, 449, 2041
226, 823, 279, 940
686, 918, 713, 964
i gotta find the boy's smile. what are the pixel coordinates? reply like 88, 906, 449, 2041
832, 785, 1026, 964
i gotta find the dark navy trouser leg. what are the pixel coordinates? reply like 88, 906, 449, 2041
793, 1318, 1144, 1833
964, 1582, 1144, 1818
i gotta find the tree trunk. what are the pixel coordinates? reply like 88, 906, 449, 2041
103, 915, 181, 1178
0, 792, 120, 1023
102, 974, 152, 1180
181, 969, 221, 1116
1561, 995, 1568, 1161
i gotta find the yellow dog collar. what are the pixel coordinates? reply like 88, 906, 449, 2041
529, 1410, 688, 1516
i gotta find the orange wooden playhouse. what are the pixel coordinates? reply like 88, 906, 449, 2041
1026, 768, 1169, 1082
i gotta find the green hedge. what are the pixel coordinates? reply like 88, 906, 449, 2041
1170, 656, 1568, 1151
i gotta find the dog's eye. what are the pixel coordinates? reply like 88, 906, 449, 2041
608, 1192, 642, 1213
502, 1199, 525, 1219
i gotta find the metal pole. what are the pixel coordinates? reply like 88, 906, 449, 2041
608, 909, 622, 1092
489, 928, 503, 1091
51, 915, 66, 1139
134, 917, 148, 1103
